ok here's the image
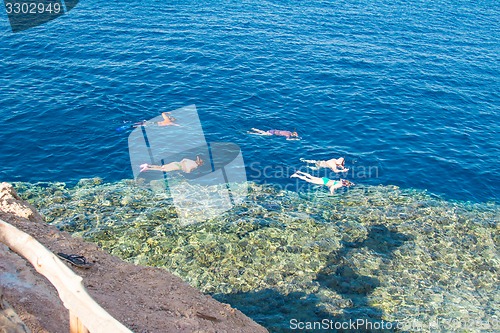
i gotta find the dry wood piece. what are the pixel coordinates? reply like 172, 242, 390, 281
70, 310, 90, 333
0, 219, 133, 333
195, 311, 221, 322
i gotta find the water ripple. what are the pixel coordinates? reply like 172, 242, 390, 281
0, 0, 498, 202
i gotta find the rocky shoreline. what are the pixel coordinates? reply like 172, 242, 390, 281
0, 182, 268, 333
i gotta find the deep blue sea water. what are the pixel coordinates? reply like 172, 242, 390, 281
0, 0, 498, 203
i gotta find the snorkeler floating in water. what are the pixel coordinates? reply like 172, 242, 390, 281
134, 112, 180, 127
248, 128, 299, 140
291, 170, 354, 194
116, 112, 180, 132
300, 157, 349, 173
140, 156, 204, 174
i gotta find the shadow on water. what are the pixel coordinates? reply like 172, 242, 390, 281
214, 224, 412, 333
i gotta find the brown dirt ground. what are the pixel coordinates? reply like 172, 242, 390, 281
0, 182, 268, 333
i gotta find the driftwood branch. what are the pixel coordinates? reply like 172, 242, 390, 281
0, 219, 133, 333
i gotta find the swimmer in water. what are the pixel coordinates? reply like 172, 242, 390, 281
134, 112, 180, 127
300, 157, 349, 173
248, 128, 299, 140
290, 170, 354, 194
157, 112, 180, 126
140, 156, 204, 173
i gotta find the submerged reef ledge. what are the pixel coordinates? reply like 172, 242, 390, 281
12, 179, 500, 333
0, 182, 268, 333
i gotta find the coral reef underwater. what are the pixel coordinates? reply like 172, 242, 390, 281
15, 179, 499, 332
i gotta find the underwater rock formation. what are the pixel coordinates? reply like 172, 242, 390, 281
0, 182, 268, 333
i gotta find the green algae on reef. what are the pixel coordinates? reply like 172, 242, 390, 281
14, 180, 499, 332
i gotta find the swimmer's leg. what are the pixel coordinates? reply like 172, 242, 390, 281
300, 159, 320, 170
141, 164, 163, 171
249, 128, 271, 135
290, 172, 309, 182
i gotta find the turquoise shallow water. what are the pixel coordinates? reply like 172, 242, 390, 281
15, 180, 499, 332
